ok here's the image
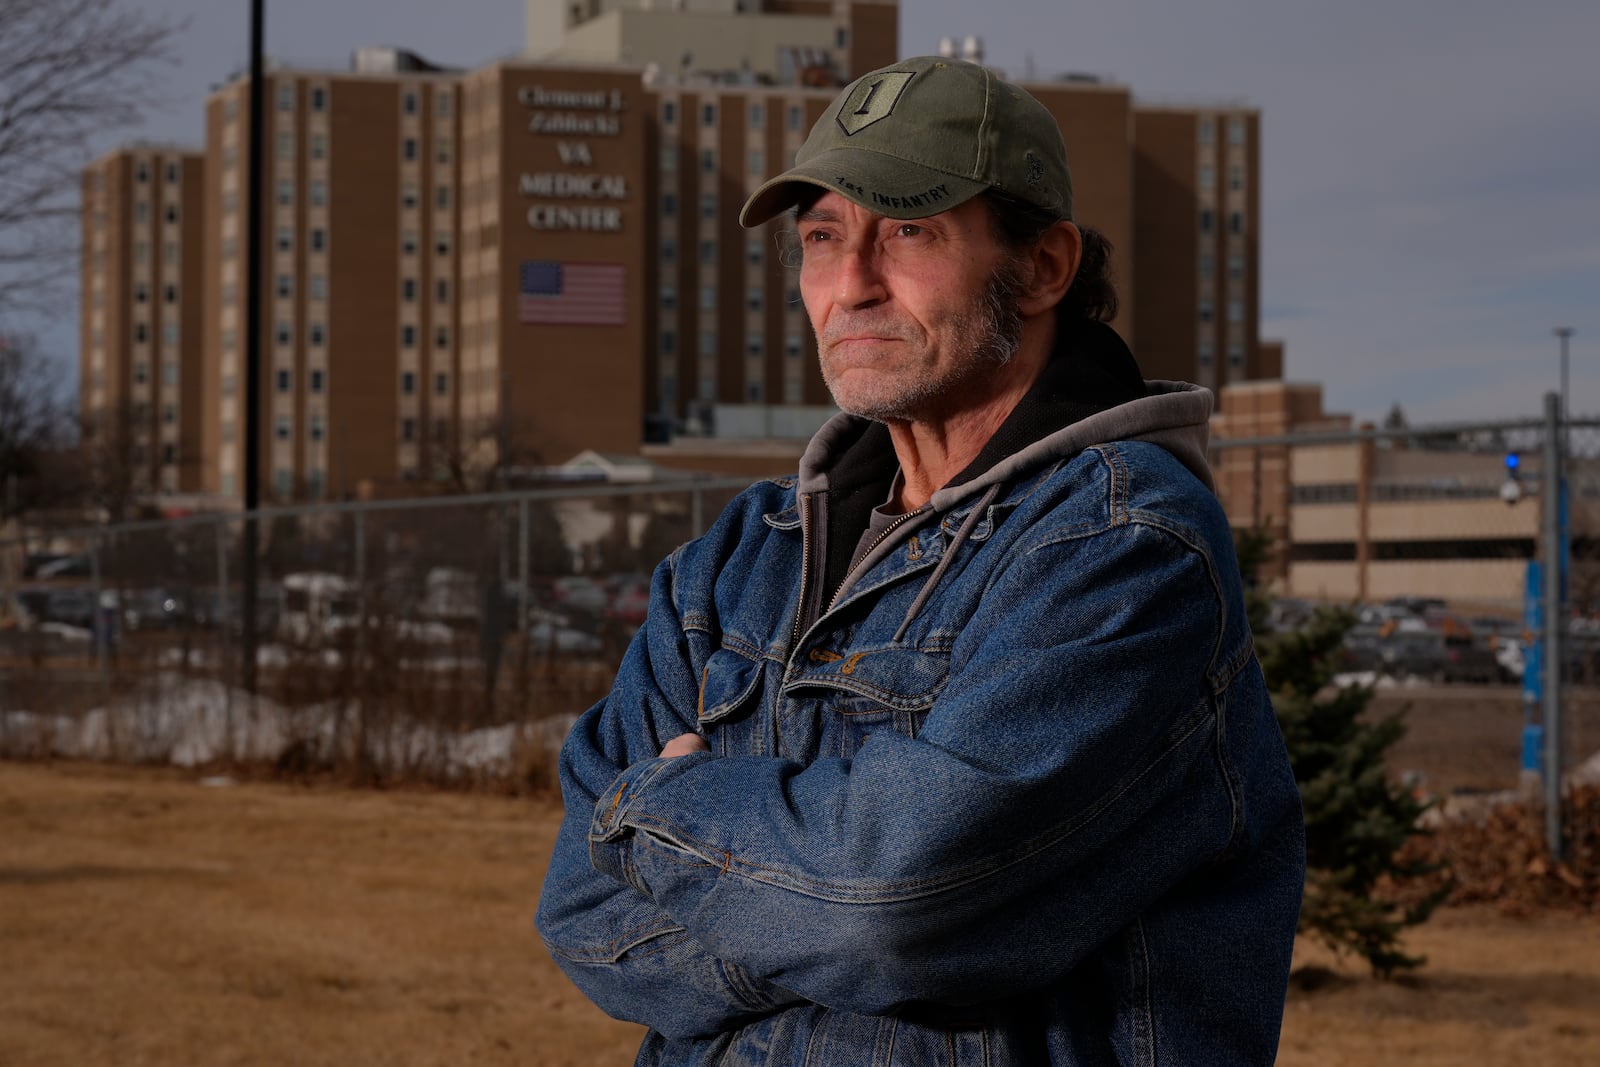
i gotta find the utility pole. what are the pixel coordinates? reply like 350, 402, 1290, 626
1541, 392, 1565, 861
241, 0, 265, 693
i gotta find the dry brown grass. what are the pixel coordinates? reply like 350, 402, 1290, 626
4, 760, 1600, 1066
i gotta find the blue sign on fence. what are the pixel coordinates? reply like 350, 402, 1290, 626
1524, 560, 1543, 706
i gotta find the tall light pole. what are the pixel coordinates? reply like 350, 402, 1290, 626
1556, 327, 1575, 448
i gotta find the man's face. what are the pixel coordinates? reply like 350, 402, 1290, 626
796, 191, 1023, 424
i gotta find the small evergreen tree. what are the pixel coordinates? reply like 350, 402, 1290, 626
1237, 526, 1452, 977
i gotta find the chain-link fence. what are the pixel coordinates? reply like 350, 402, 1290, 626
8, 411, 1600, 809
0, 478, 751, 783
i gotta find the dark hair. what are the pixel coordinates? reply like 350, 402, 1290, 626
981, 190, 1119, 324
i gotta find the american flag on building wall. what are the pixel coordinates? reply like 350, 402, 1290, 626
519, 260, 626, 326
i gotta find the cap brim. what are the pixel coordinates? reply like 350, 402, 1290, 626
738, 148, 989, 228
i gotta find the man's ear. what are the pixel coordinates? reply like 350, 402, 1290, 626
1016, 221, 1082, 318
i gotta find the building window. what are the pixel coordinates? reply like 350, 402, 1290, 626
436, 90, 452, 118
1227, 299, 1244, 324
1228, 211, 1243, 235
1229, 165, 1243, 191
785, 336, 802, 358
434, 326, 448, 349
435, 236, 450, 257
276, 322, 291, 346
1199, 339, 1214, 365
746, 334, 762, 357
275, 226, 292, 251
403, 138, 417, 162
135, 161, 149, 183
310, 369, 325, 392
699, 332, 716, 356
662, 100, 676, 124
1200, 253, 1214, 279
702, 102, 716, 126
274, 469, 292, 498
309, 416, 325, 443
402, 278, 416, 302
402, 231, 417, 255
701, 148, 715, 173
162, 443, 176, 466
134, 360, 148, 383
310, 228, 326, 252
162, 323, 178, 346
661, 146, 677, 171
1228, 254, 1244, 280
661, 286, 676, 310
1228, 343, 1245, 369
133, 200, 149, 223
661, 237, 676, 263
277, 132, 293, 159
276, 369, 291, 393
1199, 299, 1213, 324
403, 91, 417, 115
1199, 117, 1214, 145
164, 203, 179, 224
162, 361, 177, 385
401, 325, 416, 348
435, 186, 450, 209
1229, 117, 1245, 145
700, 193, 716, 218
835, 26, 848, 48
662, 193, 677, 216
699, 240, 715, 264
1199, 209, 1214, 234
275, 417, 291, 441
276, 274, 291, 298
749, 103, 763, 128
165, 160, 179, 184
277, 83, 293, 110
699, 285, 716, 310
402, 371, 416, 395
309, 323, 325, 346
436, 141, 451, 164
134, 283, 149, 304
401, 417, 417, 442
310, 86, 326, 111
276, 180, 292, 206
661, 331, 677, 355
311, 133, 327, 160
435, 372, 449, 395
401, 183, 418, 209
746, 242, 762, 266
309, 274, 326, 300
1199, 164, 1214, 190
747, 287, 762, 310
134, 323, 148, 344
310, 181, 326, 207
788, 105, 803, 131
749, 147, 763, 173
435, 279, 449, 302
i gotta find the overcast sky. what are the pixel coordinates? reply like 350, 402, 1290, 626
38, 0, 1600, 425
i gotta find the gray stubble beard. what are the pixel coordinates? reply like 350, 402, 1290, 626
818, 261, 1029, 424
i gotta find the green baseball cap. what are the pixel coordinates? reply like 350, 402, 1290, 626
739, 55, 1073, 228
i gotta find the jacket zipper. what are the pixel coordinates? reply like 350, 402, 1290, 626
789, 493, 813, 653
827, 505, 928, 613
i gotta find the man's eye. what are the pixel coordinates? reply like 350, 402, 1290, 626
802, 229, 832, 242
896, 224, 925, 238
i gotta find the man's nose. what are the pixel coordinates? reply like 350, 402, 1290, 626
833, 240, 887, 309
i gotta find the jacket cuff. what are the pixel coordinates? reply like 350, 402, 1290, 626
588, 752, 714, 891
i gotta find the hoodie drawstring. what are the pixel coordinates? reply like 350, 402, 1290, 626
893, 482, 1002, 644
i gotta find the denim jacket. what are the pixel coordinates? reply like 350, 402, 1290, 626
537, 366, 1305, 1066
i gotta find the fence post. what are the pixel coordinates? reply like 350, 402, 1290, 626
354, 509, 368, 685
1541, 391, 1565, 861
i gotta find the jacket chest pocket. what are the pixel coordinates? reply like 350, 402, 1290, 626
782, 645, 949, 760
696, 647, 768, 756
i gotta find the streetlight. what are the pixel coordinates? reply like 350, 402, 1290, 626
1556, 327, 1575, 442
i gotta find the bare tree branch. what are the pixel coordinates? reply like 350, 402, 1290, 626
0, 0, 183, 314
